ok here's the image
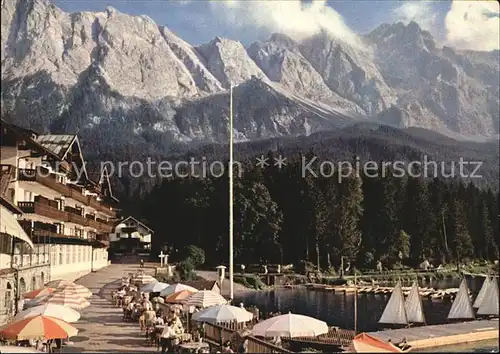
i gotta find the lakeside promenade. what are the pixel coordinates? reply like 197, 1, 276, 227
66, 264, 157, 353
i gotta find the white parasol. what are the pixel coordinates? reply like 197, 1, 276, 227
251, 312, 328, 338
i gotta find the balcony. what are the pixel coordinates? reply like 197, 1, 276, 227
18, 200, 67, 221
67, 184, 88, 205
18, 168, 117, 218
88, 196, 117, 217
65, 206, 89, 226
18, 167, 70, 196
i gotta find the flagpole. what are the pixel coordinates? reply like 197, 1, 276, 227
229, 83, 234, 301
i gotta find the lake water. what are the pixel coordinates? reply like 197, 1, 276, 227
234, 288, 499, 351
234, 288, 453, 332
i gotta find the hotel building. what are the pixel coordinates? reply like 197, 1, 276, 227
109, 216, 153, 259
0, 120, 119, 324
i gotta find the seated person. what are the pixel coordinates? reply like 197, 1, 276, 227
222, 341, 234, 353
154, 314, 165, 326
126, 301, 135, 311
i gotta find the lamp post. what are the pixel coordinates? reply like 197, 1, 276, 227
229, 83, 234, 301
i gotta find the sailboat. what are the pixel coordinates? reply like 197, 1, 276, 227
379, 280, 426, 328
477, 276, 499, 317
379, 281, 408, 326
405, 281, 426, 325
473, 276, 491, 308
447, 278, 475, 320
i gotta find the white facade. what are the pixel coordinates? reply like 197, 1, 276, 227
0, 121, 118, 325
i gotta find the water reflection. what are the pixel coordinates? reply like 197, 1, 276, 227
235, 288, 453, 332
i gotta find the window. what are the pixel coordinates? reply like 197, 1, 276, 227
58, 246, 63, 265
5, 283, 12, 316
23, 190, 32, 202
31, 276, 36, 291
0, 235, 11, 254
65, 245, 70, 264
78, 246, 82, 263
72, 245, 76, 263
19, 278, 26, 294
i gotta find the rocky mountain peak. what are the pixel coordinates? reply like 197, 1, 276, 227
0, 0, 498, 150
196, 36, 268, 88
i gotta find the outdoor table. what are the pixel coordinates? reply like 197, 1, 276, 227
178, 341, 209, 353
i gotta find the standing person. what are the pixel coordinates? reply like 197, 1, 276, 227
160, 321, 175, 354
140, 259, 144, 268
237, 337, 248, 353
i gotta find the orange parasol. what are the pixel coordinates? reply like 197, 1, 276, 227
165, 290, 196, 304
0, 315, 78, 341
23, 288, 55, 300
347, 333, 405, 353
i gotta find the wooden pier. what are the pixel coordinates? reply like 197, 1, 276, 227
368, 320, 499, 349
301, 283, 462, 300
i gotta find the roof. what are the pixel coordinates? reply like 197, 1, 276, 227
1, 119, 60, 160
181, 280, 219, 291
0, 194, 23, 214
35, 134, 77, 158
0, 205, 34, 249
117, 216, 154, 233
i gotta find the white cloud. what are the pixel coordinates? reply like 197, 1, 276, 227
392, 1, 438, 32
207, 0, 362, 48
445, 0, 499, 51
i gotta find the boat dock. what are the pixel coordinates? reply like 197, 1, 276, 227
300, 283, 461, 300
368, 320, 499, 349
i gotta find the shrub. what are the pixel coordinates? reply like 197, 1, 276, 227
185, 245, 205, 268
176, 259, 195, 280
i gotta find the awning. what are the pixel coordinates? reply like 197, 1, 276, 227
0, 205, 34, 249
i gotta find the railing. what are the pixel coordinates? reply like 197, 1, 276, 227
67, 211, 89, 226
286, 327, 356, 347
88, 196, 116, 217
203, 323, 294, 353
18, 168, 117, 218
19, 167, 70, 196
35, 195, 59, 209
67, 184, 88, 204
18, 201, 67, 220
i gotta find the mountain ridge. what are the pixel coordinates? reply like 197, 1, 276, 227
1, 0, 499, 157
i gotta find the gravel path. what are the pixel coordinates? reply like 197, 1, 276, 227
65, 264, 157, 353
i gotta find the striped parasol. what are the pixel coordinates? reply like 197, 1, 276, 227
159, 283, 199, 297
46, 281, 92, 298
23, 288, 55, 300
140, 282, 169, 293
132, 273, 157, 285
0, 315, 78, 340
184, 290, 227, 308
165, 290, 196, 304
34, 288, 90, 310
14, 304, 81, 323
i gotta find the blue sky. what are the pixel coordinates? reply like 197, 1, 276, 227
54, 0, 452, 45
53, 1, 498, 51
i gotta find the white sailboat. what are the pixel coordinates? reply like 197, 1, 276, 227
405, 281, 426, 324
477, 276, 499, 317
473, 276, 491, 308
379, 281, 408, 326
447, 278, 475, 320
